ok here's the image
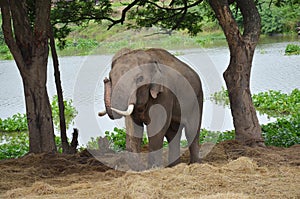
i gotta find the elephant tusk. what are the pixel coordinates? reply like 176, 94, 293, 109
98, 110, 107, 117
111, 104, 134, 116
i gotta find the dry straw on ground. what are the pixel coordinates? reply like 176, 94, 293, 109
1, 141, 299, 199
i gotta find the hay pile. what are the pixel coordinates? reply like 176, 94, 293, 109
1, 141, 299, 198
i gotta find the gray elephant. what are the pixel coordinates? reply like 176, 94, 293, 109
99, 48, 203, 168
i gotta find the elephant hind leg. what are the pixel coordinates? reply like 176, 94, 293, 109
165, 123, 183, 167
185, 125, 201, 164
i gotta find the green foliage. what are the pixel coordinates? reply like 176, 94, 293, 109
285, 44, 300, 55
210, 86, 229, 107
200, 129, 235, 144
211, 88, 300, 147
260, 8, 284, 35
89, 88, 299, 150
86, 136, 100, 150
104, 127, 148, 151
104, 128, 127, 151
253, 89, 300, 118
0, 27, 4, 45
98, 127, 235, 151
0, 95, 77, 132
55, 136, 63, 153
51, 0, 112, 49
127, 1, 204, 36
0, 44, 13, 60
51, 95, 78, 131
195, 32, 226, 47
0, 131, 63, 159
58, 38, 99, 56
259, 0, 300, 35
0, 113, 28, 132
262, 115, 300, 147
0, 132, 29, 159
254, 89, 300, 147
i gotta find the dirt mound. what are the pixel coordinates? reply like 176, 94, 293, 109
1, 141, 299, 198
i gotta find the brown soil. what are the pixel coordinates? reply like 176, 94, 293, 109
1, 140, 299, 199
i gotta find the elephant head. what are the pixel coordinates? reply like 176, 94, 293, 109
98, 49, 164, 120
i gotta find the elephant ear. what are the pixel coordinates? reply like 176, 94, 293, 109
150, 62, 164, 99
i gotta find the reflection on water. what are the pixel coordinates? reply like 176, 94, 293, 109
0, 38, 299, 145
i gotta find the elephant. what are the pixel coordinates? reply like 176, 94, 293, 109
99, 48, 203, 169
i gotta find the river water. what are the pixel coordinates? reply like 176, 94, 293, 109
0, 40, 299, 145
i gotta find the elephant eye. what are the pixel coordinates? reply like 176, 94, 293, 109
136, 76, 144, 83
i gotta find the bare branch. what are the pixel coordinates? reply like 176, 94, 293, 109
108, 0, 140, 30
107, 0, 203, 30
146, 0, 203, 11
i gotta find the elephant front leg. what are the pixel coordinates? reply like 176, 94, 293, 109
166, 123, 183, 167
125, 116, 145, 171
125, 116, 143, 153
147, 132, 165, 168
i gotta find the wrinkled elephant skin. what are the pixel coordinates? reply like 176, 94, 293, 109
100, 48, 203, 169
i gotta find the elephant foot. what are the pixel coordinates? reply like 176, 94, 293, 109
167, 158, 181, 167
125, 152, 146, 171
189, 157, 201, 164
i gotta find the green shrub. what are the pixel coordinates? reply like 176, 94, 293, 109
104, 127, 148, 151
260, 8, 284, 35
0, 96, 77, 159
0, 95, 77, 132
0, 45, 13, 60
262, 115, 300, 147
211, 88, 300, 147
51, 95, 78, 131
200, 128, 235, 144
86, 136, 100, 150
210, 86, 229, 107
285, 44, 300, 55
0, 131, 29, 159
96, 127, 235, 151
0, 113, 28, 132
0, 132, 63, 160
58, 38, 99, 56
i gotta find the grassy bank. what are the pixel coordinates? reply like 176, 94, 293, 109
0, 22, 226, 59
1, 22, 298, 60
57, 22, 228, 56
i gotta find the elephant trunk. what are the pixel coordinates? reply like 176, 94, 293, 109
103, 77, 114, 119
99, 77, 135, 119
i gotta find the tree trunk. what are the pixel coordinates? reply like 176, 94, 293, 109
22, 67, 56, 153
0, 0, 57, 153
49, 25, 78, 154
209, 0, 265, 146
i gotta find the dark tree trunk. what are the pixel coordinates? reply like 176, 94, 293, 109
0, 0, 57, 153
49, 25, 77, 154
209, 0, 265, 146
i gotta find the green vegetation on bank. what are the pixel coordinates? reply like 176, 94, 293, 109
1, 89, 299, 159
0, 0, 299, 60
87, 89, 299, 152
211, 88, 300, 147
285, 44, 300, 55
0, 96, 77, 159
0, 95, 77, 133
51, 95, 78, 131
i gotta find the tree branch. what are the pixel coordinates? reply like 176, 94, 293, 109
237, 0, 261, 45
107, 0, 203, 30
208, 0, 241, 50
108, 0, 140, 30
0, 0, 25, 70
146, 0, 203, 11
170, 0, 188, 31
